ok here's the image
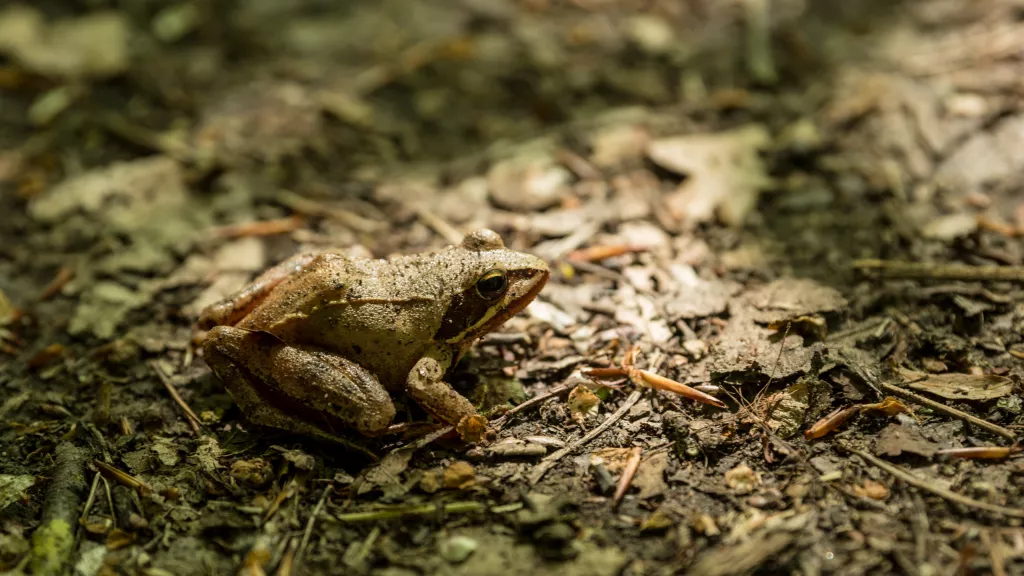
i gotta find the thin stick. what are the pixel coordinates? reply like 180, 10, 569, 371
611, 447, 642, 508
275, 538, 298, 576
842, 445, 1024, 519
295, 486, 331, 567
409, 203, 463, 246
94, 460, 153, 496
334, 501, 486, 522
854, 259, 1024, 283
491, 384, 573, 430
879, 382, 1015, 441
79, 472, 101, 523
149, 361, 202, 435
529, 390, 643, 485
981, 530, 1007, 576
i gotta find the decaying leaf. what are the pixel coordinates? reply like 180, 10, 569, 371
724, 462, 761, 494
29, 156, 187, 226
874, 423, 938, 458
568, 384, 601, 426
745, 278, 848, 325
898, 368, 1012, 401
647, 124, 772, 227
591, 447, 635, 473
194, 81, 324, 166
0, 474, 35, 510
765, 380, 811, 439
633, 451, 668, 499
488, 153, 571, 212
443, 461, 476, 490
362, 446, 415, 489
0, 6, 130, 79
851, 479, 889, 500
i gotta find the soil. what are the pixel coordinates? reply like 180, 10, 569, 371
2, 1, 1024, 575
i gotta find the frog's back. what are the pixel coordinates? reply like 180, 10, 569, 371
238, 252, 448, 389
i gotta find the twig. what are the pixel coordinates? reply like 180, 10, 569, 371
93, 460, 153, 497
208, 216, 306, 239
37, 266, 74, 302
149, 360, 202, 436
529, 390, 643, 485
981, 530, 1008, 576
854, 259, 1024, 283
409, 203, 463, 246
611, 447, 642, 508
295, 486, 331, 567
743, 0, 777, 84
334, 501, 486, 522
842, 444, 1024, 519
275, 538, 298, 576
78, 472, 101, 524
879, 382, 1015, 441
276, 190, 383, 233
491, 384, 572, 430
29, 443, 89, 576
263, 478, 299, 524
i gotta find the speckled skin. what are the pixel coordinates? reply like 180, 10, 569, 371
198, 230, 549, 441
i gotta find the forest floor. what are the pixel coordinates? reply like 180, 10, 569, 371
2, 1, 1024, 575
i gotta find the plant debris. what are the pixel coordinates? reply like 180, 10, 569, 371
4, 1, 1024, 574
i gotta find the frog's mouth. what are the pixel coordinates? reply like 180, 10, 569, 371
465, 267, 550, 341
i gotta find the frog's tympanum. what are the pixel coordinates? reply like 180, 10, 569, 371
197, 229, 549, 443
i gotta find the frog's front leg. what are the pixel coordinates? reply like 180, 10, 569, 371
406, 351, 486, 442
203, 326, 396, 438
197, 251, 319, 330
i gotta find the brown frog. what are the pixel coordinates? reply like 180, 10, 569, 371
197, 229, 549, 443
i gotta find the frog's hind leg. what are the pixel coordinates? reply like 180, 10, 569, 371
202, 326, 396, 437
197, 251, 319, 330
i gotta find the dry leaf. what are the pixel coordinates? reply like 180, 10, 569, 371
591, 447, 634, 473
724, 462, 761, 494
633, 452, 668, 499
568, 384, 601, 426
0, 6, 130, 79
745, 278, 848, 325
488, 154, 570, 212
898, 368, 1012, 401
874, 423, 938, 458
443, 461, 476, 490
851, 479, 889, 500
647, 124, 772, 227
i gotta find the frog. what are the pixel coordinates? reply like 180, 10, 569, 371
196, 229, 549, 444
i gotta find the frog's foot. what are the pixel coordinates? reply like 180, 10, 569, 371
407, 356, 487, 443
202, 326, 396, 437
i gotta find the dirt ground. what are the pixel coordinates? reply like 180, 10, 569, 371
2, 1, 1024, 575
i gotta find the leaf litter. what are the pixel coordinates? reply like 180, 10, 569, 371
3, 1, 1024, 575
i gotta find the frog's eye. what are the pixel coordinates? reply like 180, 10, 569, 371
475, 269, 508, 300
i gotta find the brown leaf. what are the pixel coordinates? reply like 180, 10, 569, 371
851, 479, 889, 500
745, 278, 848, 325
568, 384, 600, 426
592, 447, 634, 473
860, 397, 914, 418
647, 125, 772, 227
443, 461, 476, 490
873, 423, 938, 458
633, 451, 668, 500
898, 368, 1012, 401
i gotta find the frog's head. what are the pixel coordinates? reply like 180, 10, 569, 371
435, 229, 549, 345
